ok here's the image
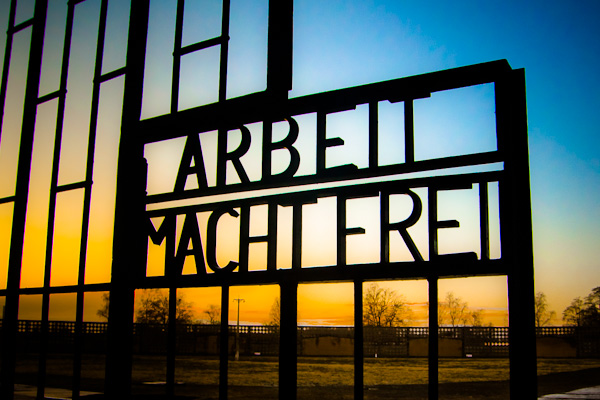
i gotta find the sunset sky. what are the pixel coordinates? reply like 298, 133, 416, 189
1, 0, 599, 327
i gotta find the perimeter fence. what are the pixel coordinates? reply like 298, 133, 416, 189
2, 321, 599, 358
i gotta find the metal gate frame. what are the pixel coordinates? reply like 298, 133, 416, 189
0, 1, 536, 399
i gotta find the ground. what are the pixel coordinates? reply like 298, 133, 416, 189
10, 354, 600, 399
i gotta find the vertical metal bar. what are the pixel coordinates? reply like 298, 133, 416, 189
267, 0, 293, 95
336, 194, 346, 267
479, 181, 490, 260
219, 285, 230, 400
427, 183, 439, 399
216, 128, 227, 186
497, 69, 537, 399
267, 202, 278, 271
368, 101, 378, 169
171, 0, 184, 113
73, 1, 110, 397
404, 99, 415, 164
0, 0, 17, 138
316, 111, 326, 173
105, 0, 150, 396
79, 0, 109, 283
0, 1, 48, 399
428, 187, 438, 259
380, 190, 390, 264
39, 1, 76, 397
166, 287, 178, 397
238, 204, 250, 272
428, 276, 439, 400
38, 294, 49, 394
279, 281, 297, 400
354, 280, 364, 400
261, 120, 272, 181
291, 202, 303, 270
218, 0, 230, 102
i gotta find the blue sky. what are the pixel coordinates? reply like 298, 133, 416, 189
1, 0, 599, 322
289, 0, 600, 314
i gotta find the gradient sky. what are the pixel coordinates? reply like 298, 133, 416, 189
1, 0, 599, 325
292, 0, 600, 322
149, 0, 600, 323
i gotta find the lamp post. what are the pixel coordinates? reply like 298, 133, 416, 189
233, 298, 245, 361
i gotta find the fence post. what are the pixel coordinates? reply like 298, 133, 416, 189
0, 1, 48, 398
104, 0, 150, 397
354, 280, 364, 400
219, 286, 230, 400
427, 276, 439, 400
279, 281, 297, 400
497, 69, 537, 399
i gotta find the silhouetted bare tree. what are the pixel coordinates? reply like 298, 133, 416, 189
204, 304, 220, 324
563, 297, 585, 327
563, 287, 600, 327
363, 283, 412, 327
438, 292, 469, 327
267, 297, 280, 327
96, 293, 110, 321
134, 289, 194, 324
470, 308, 485, 327
534, 291, 556, 327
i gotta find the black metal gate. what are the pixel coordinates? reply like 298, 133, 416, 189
0, 1, 536, 399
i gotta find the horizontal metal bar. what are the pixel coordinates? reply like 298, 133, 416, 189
176, 36, 227, 56
97, 66, 126, 83
135, 258, 508, 289
0, 196, 15, 204
54, 180, 90, 193
147, 170, 503, 216
146, 153, 504, 205
37, 89, 66, 104
0, 282, 112, 296
9, 18, 34, 34
139, 60, 512, 143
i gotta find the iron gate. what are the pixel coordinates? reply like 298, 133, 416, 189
0, 1, 536, 399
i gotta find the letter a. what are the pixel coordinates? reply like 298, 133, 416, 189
172, 213, 207, 276
174, 134, 209, 192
